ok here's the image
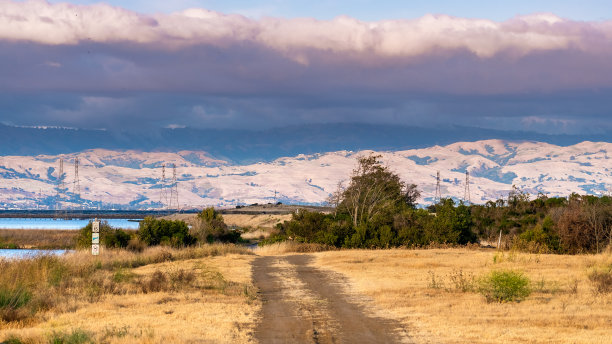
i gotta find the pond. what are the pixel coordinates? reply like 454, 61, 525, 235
0, 249, 72, 259
0, 218, 141, 230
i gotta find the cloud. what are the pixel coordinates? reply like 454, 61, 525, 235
2, 1, 612, 59
0, 1, 611, 135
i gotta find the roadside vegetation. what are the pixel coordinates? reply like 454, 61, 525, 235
263, 154, 612, 254
0, 244, 257, 343
0, 207, 259, 343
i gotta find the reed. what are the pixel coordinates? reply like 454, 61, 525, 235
0, 229, 79, 249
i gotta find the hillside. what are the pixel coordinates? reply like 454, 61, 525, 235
0, 140, 610, 209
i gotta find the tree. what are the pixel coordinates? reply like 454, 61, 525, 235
404, 183, 421, 209
427, 198, 476, 244
193, 207, 240, 243
339, 154, 404, 228
326, 181, 344, 218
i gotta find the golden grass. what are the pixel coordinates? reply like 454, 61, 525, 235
313, 248, 612, 344
222, 214, 292, 229
254, 241, 332, 256
0, 245, 259, 344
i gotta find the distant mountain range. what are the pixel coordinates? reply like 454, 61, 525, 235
1, 123, 610, 164
0, 140, 610, 209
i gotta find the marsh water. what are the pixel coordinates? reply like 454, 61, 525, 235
0, 249, 72, 259
0, 218, 140, 230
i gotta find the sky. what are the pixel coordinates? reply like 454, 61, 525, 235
1, 0, 612, 135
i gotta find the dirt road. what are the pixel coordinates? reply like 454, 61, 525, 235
253, 255, 411, 344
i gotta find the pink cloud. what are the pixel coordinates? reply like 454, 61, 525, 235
2, 1, 612, 62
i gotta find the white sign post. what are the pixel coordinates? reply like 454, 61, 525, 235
92, 219, 100, 256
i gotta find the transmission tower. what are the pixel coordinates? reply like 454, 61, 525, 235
159, 164, 168, 208
73, 157, 81, 203
434, 171, 442, 203
168, 164, 179, 211
56, 158, 65, 211
464, 170, 471, 204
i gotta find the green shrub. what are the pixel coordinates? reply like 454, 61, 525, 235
75, 221, 131, 249
2, 336, 24, 344
0, 286, 32, 310
137, 217, 195, 247
478, 270, 531, 303
192, 207, 243, 243
0, 285, 32, 322
49, 329, 93, 344
102, 229, 131, 249
258, 233, 288, 246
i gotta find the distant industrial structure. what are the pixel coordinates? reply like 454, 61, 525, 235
434, 171, 442, 203
73, 157, 81, 206
168, 164, 179, 210
55, 157, 65, 211
158, 163, 179, 210
464, 171, 471, 204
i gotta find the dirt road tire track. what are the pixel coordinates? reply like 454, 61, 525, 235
253, 254, 411, 344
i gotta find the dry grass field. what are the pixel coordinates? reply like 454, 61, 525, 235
313, 248, 612, 344
3, 240, 611, 343
0, 245, 259, 344
164, 213, 290, 230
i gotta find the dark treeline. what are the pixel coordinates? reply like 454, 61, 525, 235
268, 155, 612, 254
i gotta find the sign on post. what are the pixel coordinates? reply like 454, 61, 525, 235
92, 218, 100, 256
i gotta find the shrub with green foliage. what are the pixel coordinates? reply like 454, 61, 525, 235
76, 221, 131, 249
478, 270, 531, 303
137, 217, 195, 247
514, 216, 560, 253
193, 207, 241, 243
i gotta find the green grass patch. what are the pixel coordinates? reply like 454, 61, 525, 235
49, 329, 93, 344
0, 286, 32, 310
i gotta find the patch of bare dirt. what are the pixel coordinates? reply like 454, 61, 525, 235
253, 254, 411, 343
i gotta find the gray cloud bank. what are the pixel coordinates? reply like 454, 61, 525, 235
0, 1, 611, 134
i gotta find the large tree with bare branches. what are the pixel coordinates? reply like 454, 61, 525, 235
339, 154, 404, 228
